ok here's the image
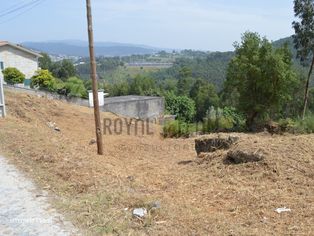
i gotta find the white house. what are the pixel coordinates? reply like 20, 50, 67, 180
0, 41, 42, 87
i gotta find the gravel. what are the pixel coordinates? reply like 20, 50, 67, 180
0, 155, 79, 236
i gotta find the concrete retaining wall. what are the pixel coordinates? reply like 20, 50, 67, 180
103, 95, 164, 119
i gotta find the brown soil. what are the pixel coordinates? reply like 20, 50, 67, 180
0, 90, 313, 235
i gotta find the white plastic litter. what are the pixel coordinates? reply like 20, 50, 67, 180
132, 208, 147, 218
275, 207, 291, 214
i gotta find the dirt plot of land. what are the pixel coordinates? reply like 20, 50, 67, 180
0, 90, 313, 235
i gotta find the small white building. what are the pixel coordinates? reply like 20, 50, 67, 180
0, 41, 42, 86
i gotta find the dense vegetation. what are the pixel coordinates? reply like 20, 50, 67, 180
4, 43, 313, 136
6, 8, 314, 136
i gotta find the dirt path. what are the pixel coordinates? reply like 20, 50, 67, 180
0, 155, 79, 236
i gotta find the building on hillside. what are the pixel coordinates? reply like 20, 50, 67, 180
0, 41, 42, 87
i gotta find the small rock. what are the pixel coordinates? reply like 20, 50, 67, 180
89, 139, 96, 145
132, 208, 147, 218
54, 127, 61, 132
151, 201, 161, 209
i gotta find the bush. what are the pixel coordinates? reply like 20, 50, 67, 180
31, 69, 56, 91
294, 115, 314, 133
278, 118, 296, 133
163, 120, 190, 138
203, 106, 245, 132
2, 67, 25, 85
165, 92, 196, 122
64, 77, 87, 98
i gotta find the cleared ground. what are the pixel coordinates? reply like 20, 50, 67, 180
0, 90, 313, 235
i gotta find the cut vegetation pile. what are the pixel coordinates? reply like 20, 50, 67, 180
0, 90, 313, 235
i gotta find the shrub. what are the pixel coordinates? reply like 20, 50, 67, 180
64, 77, 87, 98
165, 92, 196, 122
163, 120, 190, 138
2, 67, 25, 85
203, 106, 245, 132
31, 69, 56, 91
294, 115, 314, 133
278, 118, 296, 133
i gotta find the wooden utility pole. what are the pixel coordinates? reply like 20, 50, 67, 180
86, 0, 104, 155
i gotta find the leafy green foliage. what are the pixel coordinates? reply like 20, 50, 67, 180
150, 52, 233, 90
163, 120, 190, 138
165, 92, 196, 122
50, 60, 76, 80
190, 79, 219, 121
64, 77, 87, 98
2, 67, 25, 85
105, 82, 129, 96
224, 32, 297, 129
294, 114, 314, 133
76, 57, 124, 80
292, 0, 314, 118
31, 69, 56, 91
203, 106, 246, 132
38, 53, 53, 70
293, 0, 314, 63
129, 75, 156, 95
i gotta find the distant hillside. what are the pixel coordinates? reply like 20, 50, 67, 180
21, 40, 168, 57
272, 36, 298, 60
151, 36, 303, 91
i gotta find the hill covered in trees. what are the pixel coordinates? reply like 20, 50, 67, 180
22, 41, 169, 57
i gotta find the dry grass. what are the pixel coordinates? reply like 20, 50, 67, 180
0, 90, 313, 235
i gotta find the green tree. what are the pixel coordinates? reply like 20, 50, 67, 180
2, 67, 25, 85
177, 66, 194, 96
293, 0, 314, 118
51, 59, 76, 80
165, 92, 196, 122
190, 79, 219, 121
224, 32, 297, 129
64, 77, 87, 98
38, 53, 53, 70
31, 69, 56, 91
129, 75, 155, 95
107, 82, 129, 96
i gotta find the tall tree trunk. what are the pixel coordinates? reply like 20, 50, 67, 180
302, 55, 314, 120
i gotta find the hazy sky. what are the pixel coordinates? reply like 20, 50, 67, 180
0, 0, 295, 51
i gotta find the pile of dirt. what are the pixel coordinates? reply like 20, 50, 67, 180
0, 90, 313, 235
